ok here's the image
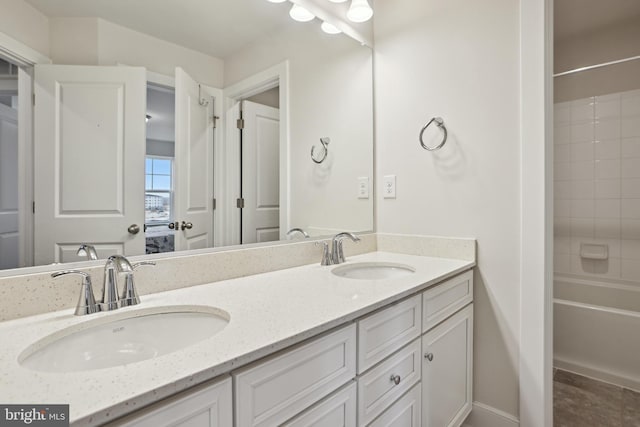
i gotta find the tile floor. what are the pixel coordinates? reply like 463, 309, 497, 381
554, 369, 640, 427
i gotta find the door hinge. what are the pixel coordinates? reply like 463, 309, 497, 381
237, 118, 244, 129
212, 115, 220, 129
212, 198, 217, 210
236, 198, 245, 209
32, 201, 35, 213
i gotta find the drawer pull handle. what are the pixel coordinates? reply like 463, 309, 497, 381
390, 374, 401, 385
425, 353, 434, 362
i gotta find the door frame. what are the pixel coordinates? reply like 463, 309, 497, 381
0, 31, 51, 268
223, 61, 290, 246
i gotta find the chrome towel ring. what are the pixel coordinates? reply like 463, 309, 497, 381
311, 137, 330, 164
419, 117, 448, 151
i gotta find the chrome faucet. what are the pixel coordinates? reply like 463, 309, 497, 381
287, 228, 310, 239
102, 255, 155, 310
331, 232, 361, 264
52, 270, 100, 316
315, 232, 361, 266
77, 244, 98, 260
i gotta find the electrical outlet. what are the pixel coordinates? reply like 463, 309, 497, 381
358, 177, 369, 199
383, 175, 396, 199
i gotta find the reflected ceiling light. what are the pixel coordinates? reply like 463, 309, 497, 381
321, 21, 342, 34
289, 4, 315, 22
346, 0, 373, 23
266, 0, 287, 2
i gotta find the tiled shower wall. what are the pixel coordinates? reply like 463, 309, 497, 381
554, 89, 640, 282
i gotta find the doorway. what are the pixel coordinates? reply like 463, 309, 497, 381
0, 58, 20, 269
145, 84, 176, 254
552, 1, 640, 424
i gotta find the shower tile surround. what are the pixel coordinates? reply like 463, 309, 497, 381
554, 89, 640, 282
0, 233, 475, 321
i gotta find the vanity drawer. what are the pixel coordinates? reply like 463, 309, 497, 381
357, 338, 421, 427
112, 376, 232, 427
369, 383, 421, 427
422, 270, 473, 332
234, 324, 357, 427
358, 295, 421, 374
283, 382, 357, 427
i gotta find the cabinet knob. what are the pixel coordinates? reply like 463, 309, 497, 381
425, 353, 434, 362
390, 374, 401, 385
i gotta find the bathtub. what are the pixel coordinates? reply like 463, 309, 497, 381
554, 275, 640, 391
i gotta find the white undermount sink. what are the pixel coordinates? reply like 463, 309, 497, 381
19, 306, 229, 373
332, 262, 416, 280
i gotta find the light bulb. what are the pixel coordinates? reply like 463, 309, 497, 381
321, 22, 342, 34
346, 0, 373, 23
266, 0, 287, 2
289, 4, 315, 22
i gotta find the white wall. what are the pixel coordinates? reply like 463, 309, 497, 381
225, 24, 374, 235
374, 0, 521, 421
0, 0, 50, 57
48, 17, 224, 88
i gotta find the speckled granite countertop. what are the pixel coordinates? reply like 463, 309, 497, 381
0, 251, 474, 426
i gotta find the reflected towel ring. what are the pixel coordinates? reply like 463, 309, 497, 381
419, 117, 448, 151
311, 137, 330, 164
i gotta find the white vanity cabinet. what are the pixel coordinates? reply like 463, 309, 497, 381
113, 376, 232, 427
110, 269, 474, 427
421, 271, 474, 427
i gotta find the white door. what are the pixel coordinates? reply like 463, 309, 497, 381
0, 103, 19, 269
33, 65, 147, 265
174, 67, 215, 251
422, 304, 474, 427
241, 101, 280, 244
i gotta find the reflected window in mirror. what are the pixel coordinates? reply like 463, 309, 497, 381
145, 157, 173, 226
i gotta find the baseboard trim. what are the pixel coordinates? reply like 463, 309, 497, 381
462, 401, 520, 427
554, 358, 640, 392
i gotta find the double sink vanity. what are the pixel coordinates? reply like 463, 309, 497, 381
0, 234, 475, 427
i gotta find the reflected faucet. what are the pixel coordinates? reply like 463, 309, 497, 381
287, 228, 310, 240
77, 244, 98, 260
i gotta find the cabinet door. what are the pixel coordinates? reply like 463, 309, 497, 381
369, 384, 421, 427
114, 376, 232, 427
422, 304, 473, 427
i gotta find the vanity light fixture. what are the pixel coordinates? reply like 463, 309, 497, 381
346, 0, 373, 23
321, 21, 342, 34
289, 4, 315, 22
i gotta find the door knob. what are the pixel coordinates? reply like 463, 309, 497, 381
425, 353, 434, 362
168, 222, 179, 230
181, 221, 193, 231
128, 224, 140, 235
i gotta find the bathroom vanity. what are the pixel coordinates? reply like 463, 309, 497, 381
0, 247, 473, 427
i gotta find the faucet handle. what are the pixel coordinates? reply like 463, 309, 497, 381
120, 261, 155, 307
52, 270, 100, 316
315, 241, 331, 266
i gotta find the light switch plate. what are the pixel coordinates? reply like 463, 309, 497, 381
358, 177, 370, 199
383, 175, 396, 199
